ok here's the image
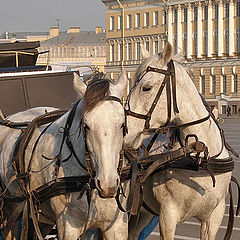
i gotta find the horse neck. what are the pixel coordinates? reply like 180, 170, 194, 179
174, 64, 228, 158
53, 102, 86, 177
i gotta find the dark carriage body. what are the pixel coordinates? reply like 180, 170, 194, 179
0, 41, 40, 68
0, 71, 78, 116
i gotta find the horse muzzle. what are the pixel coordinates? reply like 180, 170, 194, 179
96, 179, 119, 198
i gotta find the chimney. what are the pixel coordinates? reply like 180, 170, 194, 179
68, 27, 80, 33
95, 26, 103, 34
50, 27, 59, 38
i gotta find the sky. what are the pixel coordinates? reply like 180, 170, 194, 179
0, 0, 106, 34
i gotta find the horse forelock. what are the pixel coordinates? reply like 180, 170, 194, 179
82, 78, 110, 116
134, 51, 190, 84
134, 55, 157, 84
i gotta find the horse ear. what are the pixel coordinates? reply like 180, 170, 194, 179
73, 72, 87, 98
161, 42, 173, 64
140, 44, 151, 59
110, 70, 128, 99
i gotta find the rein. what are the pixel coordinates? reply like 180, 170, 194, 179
0, 95, 126, 239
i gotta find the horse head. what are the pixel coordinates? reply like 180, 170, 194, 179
123, 42, 175, 149
74, 72, 128, 198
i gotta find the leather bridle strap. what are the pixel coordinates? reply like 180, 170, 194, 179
126, 60, 177, 133
83, 95, 126, 180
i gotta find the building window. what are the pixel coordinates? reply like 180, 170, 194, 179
214, 30, 218, 54
153, 40, 159, 55
222, 105, 227, 114
183, 32, 187, 56
237, 28, 240, 53
161, 11, 166, 25
234, 74, 238, 93
135, 13, 140, 28
135, 42, 141, 60
232, 105, 237, 114
194, 6, 198, 22
223, 75, 227, 93
110, 44, 115, 62
145, 39, 150, 52
204, 5, 208, 20
174, 33, 177, 54
118, 16, 122, 30
110, 16, 114, 31
214, 4, 219, 19
174, 8, 178, 23
237, 2, 240, 16
127, 14, 132, 29
118, 43, 123, 61
225, 3, 229, 18
212, 75, 216, 94
144, 12, 150, 27
153, 11, 159, 26
200, 76, 205, 94
202, 76, 205, 94
183, 8, 188, 22
127, 42, 132, 61
194, 32, 198, 55
225, 29, 229, 54
110, 73, 114, 80
204, 31, 208, 55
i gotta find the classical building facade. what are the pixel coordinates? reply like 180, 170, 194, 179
37, 27, 106, 72
166, 0, 240, 115
101, 0, 166, 86
102, 0, 240, 115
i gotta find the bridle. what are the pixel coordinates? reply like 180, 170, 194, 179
82, 95, 126, 181
125, 59, 211, 135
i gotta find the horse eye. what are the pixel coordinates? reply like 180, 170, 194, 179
142, 86, 153, 92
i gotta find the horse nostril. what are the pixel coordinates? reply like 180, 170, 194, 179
96, 179, 104, 192
116, 178, 120, 187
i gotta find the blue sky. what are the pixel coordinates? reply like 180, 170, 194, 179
0, 0, 106, 33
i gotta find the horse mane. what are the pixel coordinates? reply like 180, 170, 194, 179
82, 72, 110, 116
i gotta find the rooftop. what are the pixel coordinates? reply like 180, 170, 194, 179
41, 31, 106, 46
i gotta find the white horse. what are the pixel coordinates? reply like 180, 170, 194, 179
123, 43, 234, 240
0, 72, 128, 240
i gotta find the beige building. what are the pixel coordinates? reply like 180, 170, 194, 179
102, 0, 240, 116
37, 27, 106, 72
166, 0, 240, 115
101, 0, 166, 86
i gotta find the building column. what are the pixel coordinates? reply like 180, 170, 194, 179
197, 2, 203, 58
167, 6, 173, 45
187, 3, 192, 59
229, 0, 234, 56
218, 0, 224, 56
177, 4, 182, 52
207, 1, 213, 58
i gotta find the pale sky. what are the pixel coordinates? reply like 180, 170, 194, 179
0, 0, 106, 34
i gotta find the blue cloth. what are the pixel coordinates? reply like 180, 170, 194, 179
138, 216, 159, 240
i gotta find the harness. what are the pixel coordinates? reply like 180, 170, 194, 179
122, 60, 240, 240
0, 95, 126, 240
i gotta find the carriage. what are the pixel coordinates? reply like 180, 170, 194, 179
0, 42, 239, 240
